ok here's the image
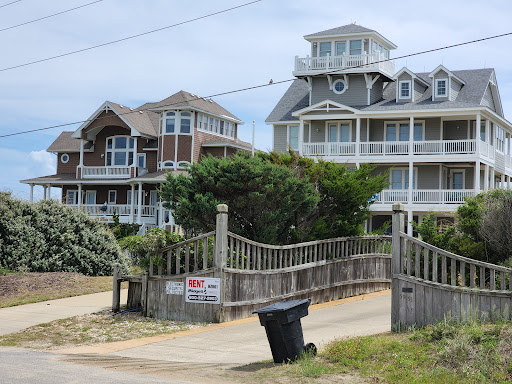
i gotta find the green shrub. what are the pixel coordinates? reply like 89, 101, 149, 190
0, 193, 128, 276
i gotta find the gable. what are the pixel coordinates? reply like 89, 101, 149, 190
83, 110, 131, 138
481, 84, 496, 112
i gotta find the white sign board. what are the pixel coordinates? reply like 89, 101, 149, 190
166, 281, 184, 295
185, 277, 221, 304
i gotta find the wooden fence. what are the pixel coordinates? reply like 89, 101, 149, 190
391, 203, 512, 331
114, 204, 392, 322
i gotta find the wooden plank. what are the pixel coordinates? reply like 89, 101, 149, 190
406, 240, 412, 276
441, 254, 447, 284
247, 243, 251, 270
424, 285, 433, 325
480, 266, 485, 289
235, 239, 240, 270
229, 236, 234, 268
203, 238, 208, 270
184, 244, 190, 274
451, 258, 456, 286
193, 240, 199, 272
257, 246, 262, 270
415, 283, 425, 327
501, 271, 506, 291
279, 249, 283, 269
460, 261, 466, 287
415, 243, 421, 278
175, 246, 181, 275
470, 264, 476, 288
167, 250, 172, 276
490, 269, 496, 290
423, 248, 429, 281
432, 251, 438, 283
263, 247, 267, 270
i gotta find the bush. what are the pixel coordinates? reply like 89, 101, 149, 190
0, 193, 128, 276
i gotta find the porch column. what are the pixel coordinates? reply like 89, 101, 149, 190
508, 175, 511, 190
47, 185, 51, 200
408, 161, 413, 205
484, 165, 489, 191
43, 186, 47, 200
475, 160, 481, 192
355, 118, 361, 156
501, 174, 506, 190
130, 184, 135, 223
485, 119, 490, 144
476, 113, 481, 154
409, 116, 414, 155
490, 167, 495, 190
133, 137, 138, 177
137, 182, 143, 224
298, 119, 304, 156
407, 209, 413, 236
29, 184, 34, 203
77, 184, 82, 208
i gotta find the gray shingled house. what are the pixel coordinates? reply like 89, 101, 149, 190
266, 24, 510, 234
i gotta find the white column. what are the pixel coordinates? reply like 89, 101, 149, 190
501, 174, 505, 190
130, 184, 135, 223
490, 167, 495, 190
407, 210, 413, 236
508, 176, 511, 190
476, 114, 481, 154
79, 139, 84, 166
486, 119, 490, 144
475, 161, 481, 192
133, 136, 138, 166
366, 118, 370, 144
298, 119, 304, 156
409, 116, 414, 155
484, 164, 489, 191
77, 184, 82, 208
356, 118, 361, 157
43, 186, 47, 200
47, 185, 51, 200
137, 182, 143, 224
408, 161, 413, 205
29, 184, 34, 203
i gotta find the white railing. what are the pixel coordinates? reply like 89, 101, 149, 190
302, 142, 355, 156
70, 204, 156, 217
374, 189, 477, 204
479, 140, 495, 160
360, 141, 409, 155
294, 52, 395, 76
413, 139, 476, 155
81, 166, 131, 179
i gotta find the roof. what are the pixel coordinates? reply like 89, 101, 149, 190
148, 90, 242, 123
47, 132, 93, 153
201, 137, 253, 150
304, 24, 375, 38
108, 102, 159, 137
267, 68, 500, 122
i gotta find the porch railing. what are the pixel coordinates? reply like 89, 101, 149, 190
71, 204, 157, 217
375, 189, 476, 204
294, 52, 394, 76
81, 166, 131, 178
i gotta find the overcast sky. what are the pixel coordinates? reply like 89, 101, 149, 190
1, 0, 511, 200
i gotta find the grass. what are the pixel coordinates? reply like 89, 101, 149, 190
247, 320, 512, 384
0, 272, 127, 308
0, 309, 207, 350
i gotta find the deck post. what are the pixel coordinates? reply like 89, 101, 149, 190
391, 202, 404, 332
214, 204, 228, 322
141, 272, 148, 317
112, 263, 121, 313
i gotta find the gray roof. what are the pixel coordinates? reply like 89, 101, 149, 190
201, 137, 253, 150
266, 68, 499, 122
304, 24, 375, 38
47, 132, 93, 153
108, 101, 159, 138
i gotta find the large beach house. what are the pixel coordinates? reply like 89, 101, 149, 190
266, 24, 511, 235
21, 91, 248, 230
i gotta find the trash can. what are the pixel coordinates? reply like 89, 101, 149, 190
253, 298, 316, 363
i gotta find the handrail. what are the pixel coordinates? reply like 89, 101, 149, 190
158, 231, 215, 253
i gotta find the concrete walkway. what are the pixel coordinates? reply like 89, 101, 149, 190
56, 290, 391, 365
0, 289, 128, 336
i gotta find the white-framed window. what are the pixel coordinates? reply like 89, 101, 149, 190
127, 190, 138, 206
319, 42, 331, 57
162, 160, 174, 168
108, 190, 117, 204
197, 113, 235, 139
326, 121, 351, 142
332, 79, 347, 95
106, 136, 135, 166
349, 40, 362, 55
85, 190, 96, 205
288, 125, 299, 151
399, 81, 411, 99
450, 169, 465, 190
66, 190, 78, 205
390, 168, 417, 190
163, 111, 193, 135
435, 79, 448, 97
149, 191, 158, 206
61, 153, 70, 163
385, 121, 424, 141
177, 161, 191, 169
137, 154, 146, 168
335, 41, 346, 56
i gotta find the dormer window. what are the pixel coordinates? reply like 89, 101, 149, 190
106, 136, 134, 166
435, 79, 448, 97
399, 81, 411, 100
319, 42, 331, 57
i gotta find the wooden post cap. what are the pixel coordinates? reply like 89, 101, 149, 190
217, 204, 228, 213
392, 202, 404, 212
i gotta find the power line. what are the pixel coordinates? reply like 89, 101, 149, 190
1, 30, 512, 139
0, 0, 263, 72
0, 0, 21, 9
0, 0, 103, 33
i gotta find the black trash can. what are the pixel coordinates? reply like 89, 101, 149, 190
253, 298, 316, 363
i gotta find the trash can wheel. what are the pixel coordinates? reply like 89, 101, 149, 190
304, 342, 317, 357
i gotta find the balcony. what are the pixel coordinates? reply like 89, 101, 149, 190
374, 189, 476, 205
293, 52, 395, 77
70, 204, 157, 221
81, 166, 131, 179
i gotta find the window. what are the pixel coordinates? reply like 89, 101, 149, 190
61, 153, 69, 163
165, 112, 175, 133
137, 154, 146, 168
385, 122, 424, 142
332, 79, 347, 94
450, 170, 465, 190
149, 191, 158, 206
180, 112, 191, 134
319, 42, 331, 57
177, 161, 190, 169
197, 113, 235, 138
127, 190, 139, 206
288, 125, 299, 150
162, 161, 174, 168
390, 168, 416, 189
164, 111, 193, 135
349, 40, 362, 55
480, 122, 486, 142
108, 190, 117, 204
85, 191, 96, 205
386, 124, 396, 141
435, 79, 448, 97
326, 122, 351, 142
66, 190, 78, 205
106, 136, 134, 166
413, 123, 423, 141
335, 41, 346, 56
399, 81, 411, 99
399, 124, 409, 141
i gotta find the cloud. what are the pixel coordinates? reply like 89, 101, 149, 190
29, 150, 56, 175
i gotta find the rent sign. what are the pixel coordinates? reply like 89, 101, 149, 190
185, 277, 221, 304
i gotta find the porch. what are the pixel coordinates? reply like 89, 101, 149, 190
374, 189, 476, 204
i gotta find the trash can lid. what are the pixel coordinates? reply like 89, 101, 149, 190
253, 298, 311, 314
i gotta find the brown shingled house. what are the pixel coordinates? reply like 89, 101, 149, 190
21, 91, 250, 229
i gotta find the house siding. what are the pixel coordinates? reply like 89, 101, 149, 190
310, 121, 325, 142
414, 81, 427, 102
57, 152, 80, 174
451, 79, 463, 101
311, 75, 368, 106
443, 120, 469, 140
274, 125, 287, 152
370, 78, 383, 104
482, 84, 496, 111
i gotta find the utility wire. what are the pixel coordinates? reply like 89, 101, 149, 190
0, 0, 262, 72
0, 0, 21, 9
1, 30, 511, 139
0, 0, 103, 33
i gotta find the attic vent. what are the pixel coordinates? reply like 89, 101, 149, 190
129, 108, 134, 111
119, 105, 124, 108
139, 111, 143, 114
202, 97, 207, 101
209, 99, 213, 103
190, 93, 196, 97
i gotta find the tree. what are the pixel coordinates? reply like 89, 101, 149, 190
159, 153, 319, 244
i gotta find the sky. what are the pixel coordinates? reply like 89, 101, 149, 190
1, 0, 512, 201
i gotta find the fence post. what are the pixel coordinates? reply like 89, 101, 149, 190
214, 204, 228, 322
391, 202, 404, 332
112, 263, 121, 313
141, 272, 148, 317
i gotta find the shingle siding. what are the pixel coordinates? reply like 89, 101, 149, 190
482, 84, 496, 111
273, 125, 287, 152
311, 75, 368, 106
451, 79, 463, 101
